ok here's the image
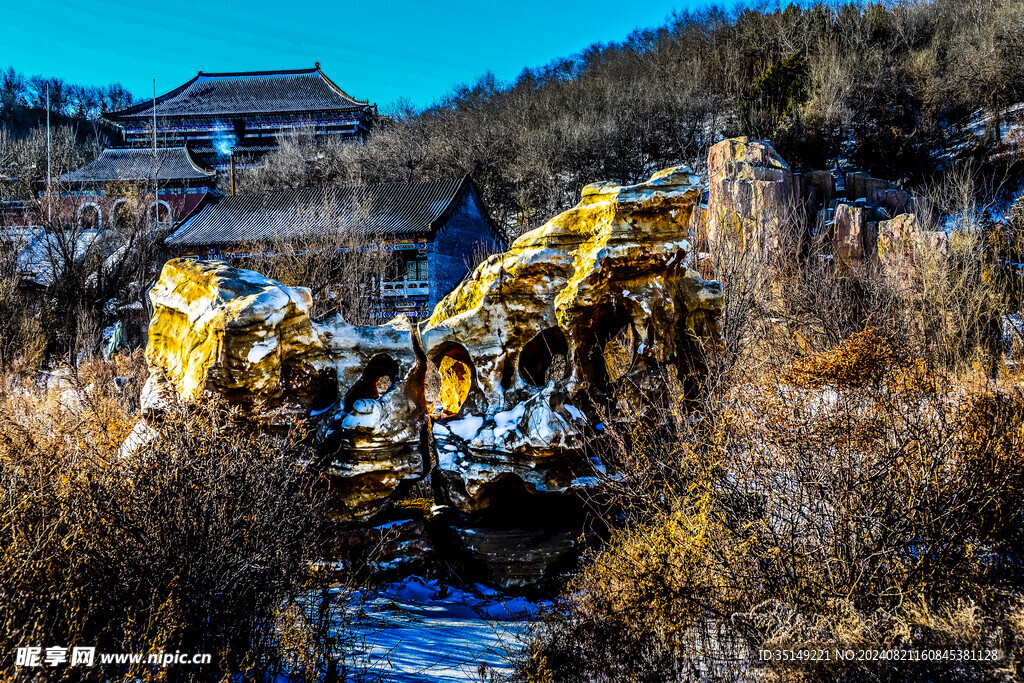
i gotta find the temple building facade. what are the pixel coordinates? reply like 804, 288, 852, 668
103, 65, 375, 170
164, 176, 504, 320
57, 146, 217, 228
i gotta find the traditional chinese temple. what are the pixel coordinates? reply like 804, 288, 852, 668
165, 176, 503, 319
57, 146, 217, 228
103, 65, 375, 170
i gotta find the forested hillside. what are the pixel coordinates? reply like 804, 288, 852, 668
240, 0, 1024, 236
0, 67, 133, 201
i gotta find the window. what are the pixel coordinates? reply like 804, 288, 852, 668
385, 254, 428, 282
405, 256, 427, 281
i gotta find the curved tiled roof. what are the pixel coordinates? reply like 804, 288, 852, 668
105, 66, 369, 121
165, 177, 473, 246
59, 147, 215, 183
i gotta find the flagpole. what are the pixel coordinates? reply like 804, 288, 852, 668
46, 84, 51, 223
153, 79, 158, 230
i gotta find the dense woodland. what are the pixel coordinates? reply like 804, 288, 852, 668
238, 0, 1024, 236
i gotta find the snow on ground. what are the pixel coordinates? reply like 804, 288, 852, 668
345, 578, 547, 682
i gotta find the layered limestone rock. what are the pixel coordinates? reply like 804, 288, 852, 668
144, 258, 427, 519
705, 137, 945, 270
138, 165, 724, 585
423, 166, 723, 513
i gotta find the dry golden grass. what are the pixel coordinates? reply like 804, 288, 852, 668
0, 356, 348, 682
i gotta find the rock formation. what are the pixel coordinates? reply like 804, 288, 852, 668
877, 212, 950, 280
877, 212, 920, 278
137, 166, 723, 587
423, 166, 722, 513
705, 137, 946, 270
833, 203, 877, 267
145, 258, 428, 519
706, 137, 799, 251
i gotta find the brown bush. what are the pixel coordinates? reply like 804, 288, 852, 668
519, 362, 1024, 682
784, 327, 910, 387
0, 359, 349, 681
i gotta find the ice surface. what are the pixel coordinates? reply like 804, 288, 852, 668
344, 577, 546, 682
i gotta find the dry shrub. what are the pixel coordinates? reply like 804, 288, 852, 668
784, 327, 910, 387
520, 364, 1024, 682
0, 359, 348, 681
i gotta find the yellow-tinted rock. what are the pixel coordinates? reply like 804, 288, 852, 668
140, 165, 725, 530
706, 137, 797, 252
146, 258, 329, 412
877, 212, 920, 278
144, 258, 426, 519
422, 165, 723, 512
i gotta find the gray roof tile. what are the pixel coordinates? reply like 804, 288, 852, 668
60, 147, 215, 183
165, 177, 471, 246
106, 67, 369, 121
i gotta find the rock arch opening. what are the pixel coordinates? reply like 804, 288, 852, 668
426, 343, 474, 418
344, 353, 400, 412
78, 204, 101, 230
602, 323, 636, 384
519, 327, 569, 387
585, 311, 638, 389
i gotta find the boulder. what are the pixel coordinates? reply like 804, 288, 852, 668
145, 258, 332, 414
706, 137, 798, 252
845, 171, 895, 203
422, 165, 723, 513
137, 164, 725, 583
876, 213, 950, 282
877, 213, 920, 279
833, 203, 880, 268
144, 258, 427, 519
804, 170, 836, 212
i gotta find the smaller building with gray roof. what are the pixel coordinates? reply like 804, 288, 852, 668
166, 176, 505, 320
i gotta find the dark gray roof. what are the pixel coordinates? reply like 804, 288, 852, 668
105, 67, 369, 121
165, 177, 474, 247
60, 147, 215, 183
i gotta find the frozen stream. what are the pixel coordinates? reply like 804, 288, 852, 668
344, 578, 547, 682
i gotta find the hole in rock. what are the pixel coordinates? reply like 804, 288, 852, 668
584, 310, 639, 390
282, 364, 338, 413
426, 343, 474, 418
519, 327, 569, 387
344, 354, 400, 412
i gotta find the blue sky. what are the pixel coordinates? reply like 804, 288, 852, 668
3, 0, 703, 111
